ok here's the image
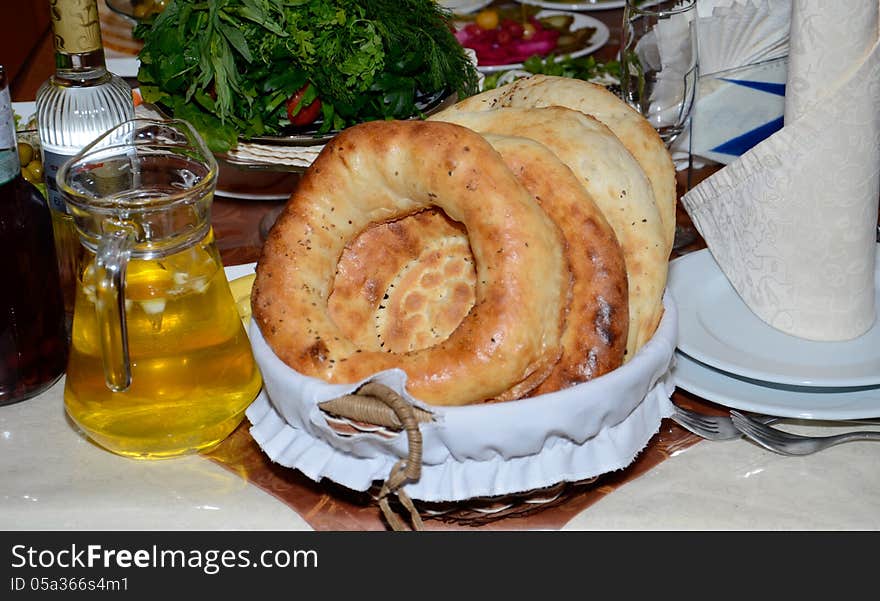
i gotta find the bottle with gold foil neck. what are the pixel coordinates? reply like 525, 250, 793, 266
35, 0, 135, 337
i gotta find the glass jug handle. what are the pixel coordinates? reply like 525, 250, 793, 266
94, 227, 136, 392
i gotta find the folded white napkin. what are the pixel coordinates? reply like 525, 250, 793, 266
671, 1, 790, 166
684, 56, 787, 166
696, 0, 791, 76
682, 0, 880, 341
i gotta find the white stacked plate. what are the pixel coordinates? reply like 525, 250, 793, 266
669, 247, 880, 420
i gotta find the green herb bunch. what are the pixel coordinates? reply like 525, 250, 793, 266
135, 0, 480, 152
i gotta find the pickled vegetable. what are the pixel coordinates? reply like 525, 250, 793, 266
18, 141, 33, 166
22, 160, 43, 184
131, 0, 167, 19
475, 9, 500, 30
15, 126, 46, 198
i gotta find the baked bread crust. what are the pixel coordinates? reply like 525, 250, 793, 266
329, 134, 629, 398
328, 209, 475, 354
252, 120, 569, 406
431, 106, 667, 358
441, 74, 677, 253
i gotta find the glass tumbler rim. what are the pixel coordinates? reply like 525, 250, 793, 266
624, 0, 697, 17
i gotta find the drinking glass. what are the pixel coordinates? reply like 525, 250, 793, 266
620, 0, 699, 147
620, 0, 699, 248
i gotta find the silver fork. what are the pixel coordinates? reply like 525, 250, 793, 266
671, 404, 777, 441
730, 410, 880, 456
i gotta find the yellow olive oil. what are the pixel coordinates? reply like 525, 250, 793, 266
64, 241, 261, 459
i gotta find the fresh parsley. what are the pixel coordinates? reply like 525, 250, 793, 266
135, 0, 480, 153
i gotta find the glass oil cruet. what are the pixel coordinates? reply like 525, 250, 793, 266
56, 118, 262, 459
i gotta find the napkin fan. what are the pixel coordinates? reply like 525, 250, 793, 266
681, 0, 791, 164
696, 0, 791, 76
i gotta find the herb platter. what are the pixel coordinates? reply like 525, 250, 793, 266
242, 88, 457, 147
134, 0, 480, 154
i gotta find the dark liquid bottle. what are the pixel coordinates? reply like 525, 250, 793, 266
0, 65, 68, 405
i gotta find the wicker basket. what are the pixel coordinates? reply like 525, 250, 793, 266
317, 382, 604, 530
245, 293, 678, 531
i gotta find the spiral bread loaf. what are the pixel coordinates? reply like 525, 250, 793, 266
253, 77, 674, 406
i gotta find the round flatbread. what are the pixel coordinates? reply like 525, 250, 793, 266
485, 134, 628, 393
431, 106, 666, 357
442, 74, 677, 253
329, 134, 629, 397
253, 119, 568, 406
